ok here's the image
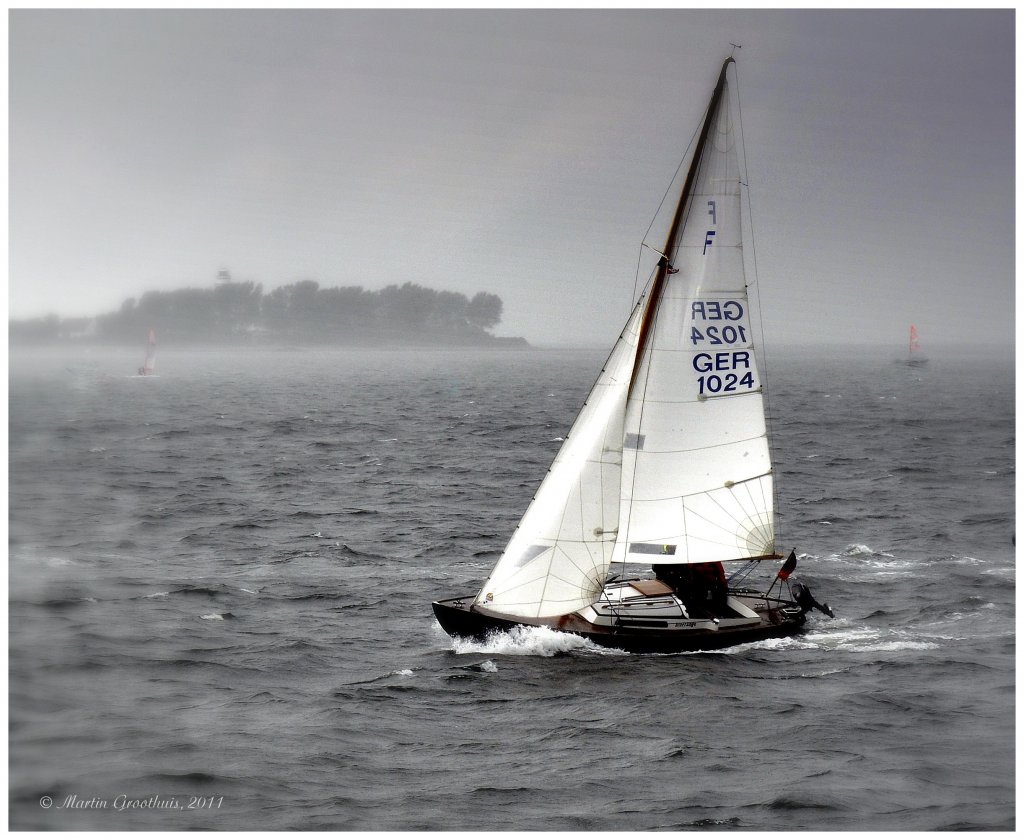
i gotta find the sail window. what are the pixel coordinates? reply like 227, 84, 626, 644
629, 543, 677, 556
624, 433, 646, 450
509, 544, 550, 571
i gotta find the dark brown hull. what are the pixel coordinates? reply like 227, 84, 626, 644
432, 595, 806, 654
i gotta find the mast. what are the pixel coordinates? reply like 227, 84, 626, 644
628, 57, 735, 398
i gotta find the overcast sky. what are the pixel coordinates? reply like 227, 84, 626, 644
8, 8, 1015, 348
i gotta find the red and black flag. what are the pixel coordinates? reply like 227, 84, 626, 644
777, 550, 797, 581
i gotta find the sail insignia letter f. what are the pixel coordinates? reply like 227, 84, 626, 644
703, 230, 716, 254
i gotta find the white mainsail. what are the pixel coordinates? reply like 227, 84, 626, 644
476, 59, 775, 619
619, 68, 775, 566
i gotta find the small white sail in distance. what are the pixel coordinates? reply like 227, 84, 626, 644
141, 329, 156, 375
477, 59, 776, 620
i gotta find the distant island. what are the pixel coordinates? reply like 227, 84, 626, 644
10, 278, 528, 348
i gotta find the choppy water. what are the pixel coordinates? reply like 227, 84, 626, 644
9, 344, 1015, 830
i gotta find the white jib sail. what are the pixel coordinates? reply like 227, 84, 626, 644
475, 302, 645, 618
619, 74, 775, 566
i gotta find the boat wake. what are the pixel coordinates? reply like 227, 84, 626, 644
447, 624, 624, 658
733, 621, 943, 655
840, 543, 893, 557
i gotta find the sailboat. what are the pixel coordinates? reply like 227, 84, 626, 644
137, 329, 157, 376
905, 325, 928, 367
433, 58, 832, 654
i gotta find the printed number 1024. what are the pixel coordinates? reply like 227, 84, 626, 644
691, 325, 747, 345
697, 371, 754, 395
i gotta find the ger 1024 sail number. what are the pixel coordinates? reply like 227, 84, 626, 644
688, 298, 758, 396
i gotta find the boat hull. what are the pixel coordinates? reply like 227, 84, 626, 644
432, 591, 807, 654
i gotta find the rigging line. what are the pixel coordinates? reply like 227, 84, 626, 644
633, 115, 703, 306
634, 485, 770, 506
631, 250, 658, 308
734, 60, 782, 545
573, 469, 609, 597
621, 332, 654, 576
630, 470, 774, 504
558, 557, 608, 609
631, 247, 644, 313
681, 490, 763, 537
624, 432, 768, 455
642, 120, 703, 246
704, 481, 770, 540
740, 477, 772, 539
535, 543, 563, 617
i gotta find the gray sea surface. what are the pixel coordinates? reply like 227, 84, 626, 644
8, 344, 1015, 830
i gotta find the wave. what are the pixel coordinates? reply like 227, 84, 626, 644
802, 623, 944, 653
338, 668, 419, 689
165, 585, 232, 598
136, 771, 226, 786
841, 543, 890, 557
15, 596, 97, 610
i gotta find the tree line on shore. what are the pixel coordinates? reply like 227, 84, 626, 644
10, 280, 520, 346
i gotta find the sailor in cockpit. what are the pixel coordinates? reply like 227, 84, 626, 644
655, 561, 728, 616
